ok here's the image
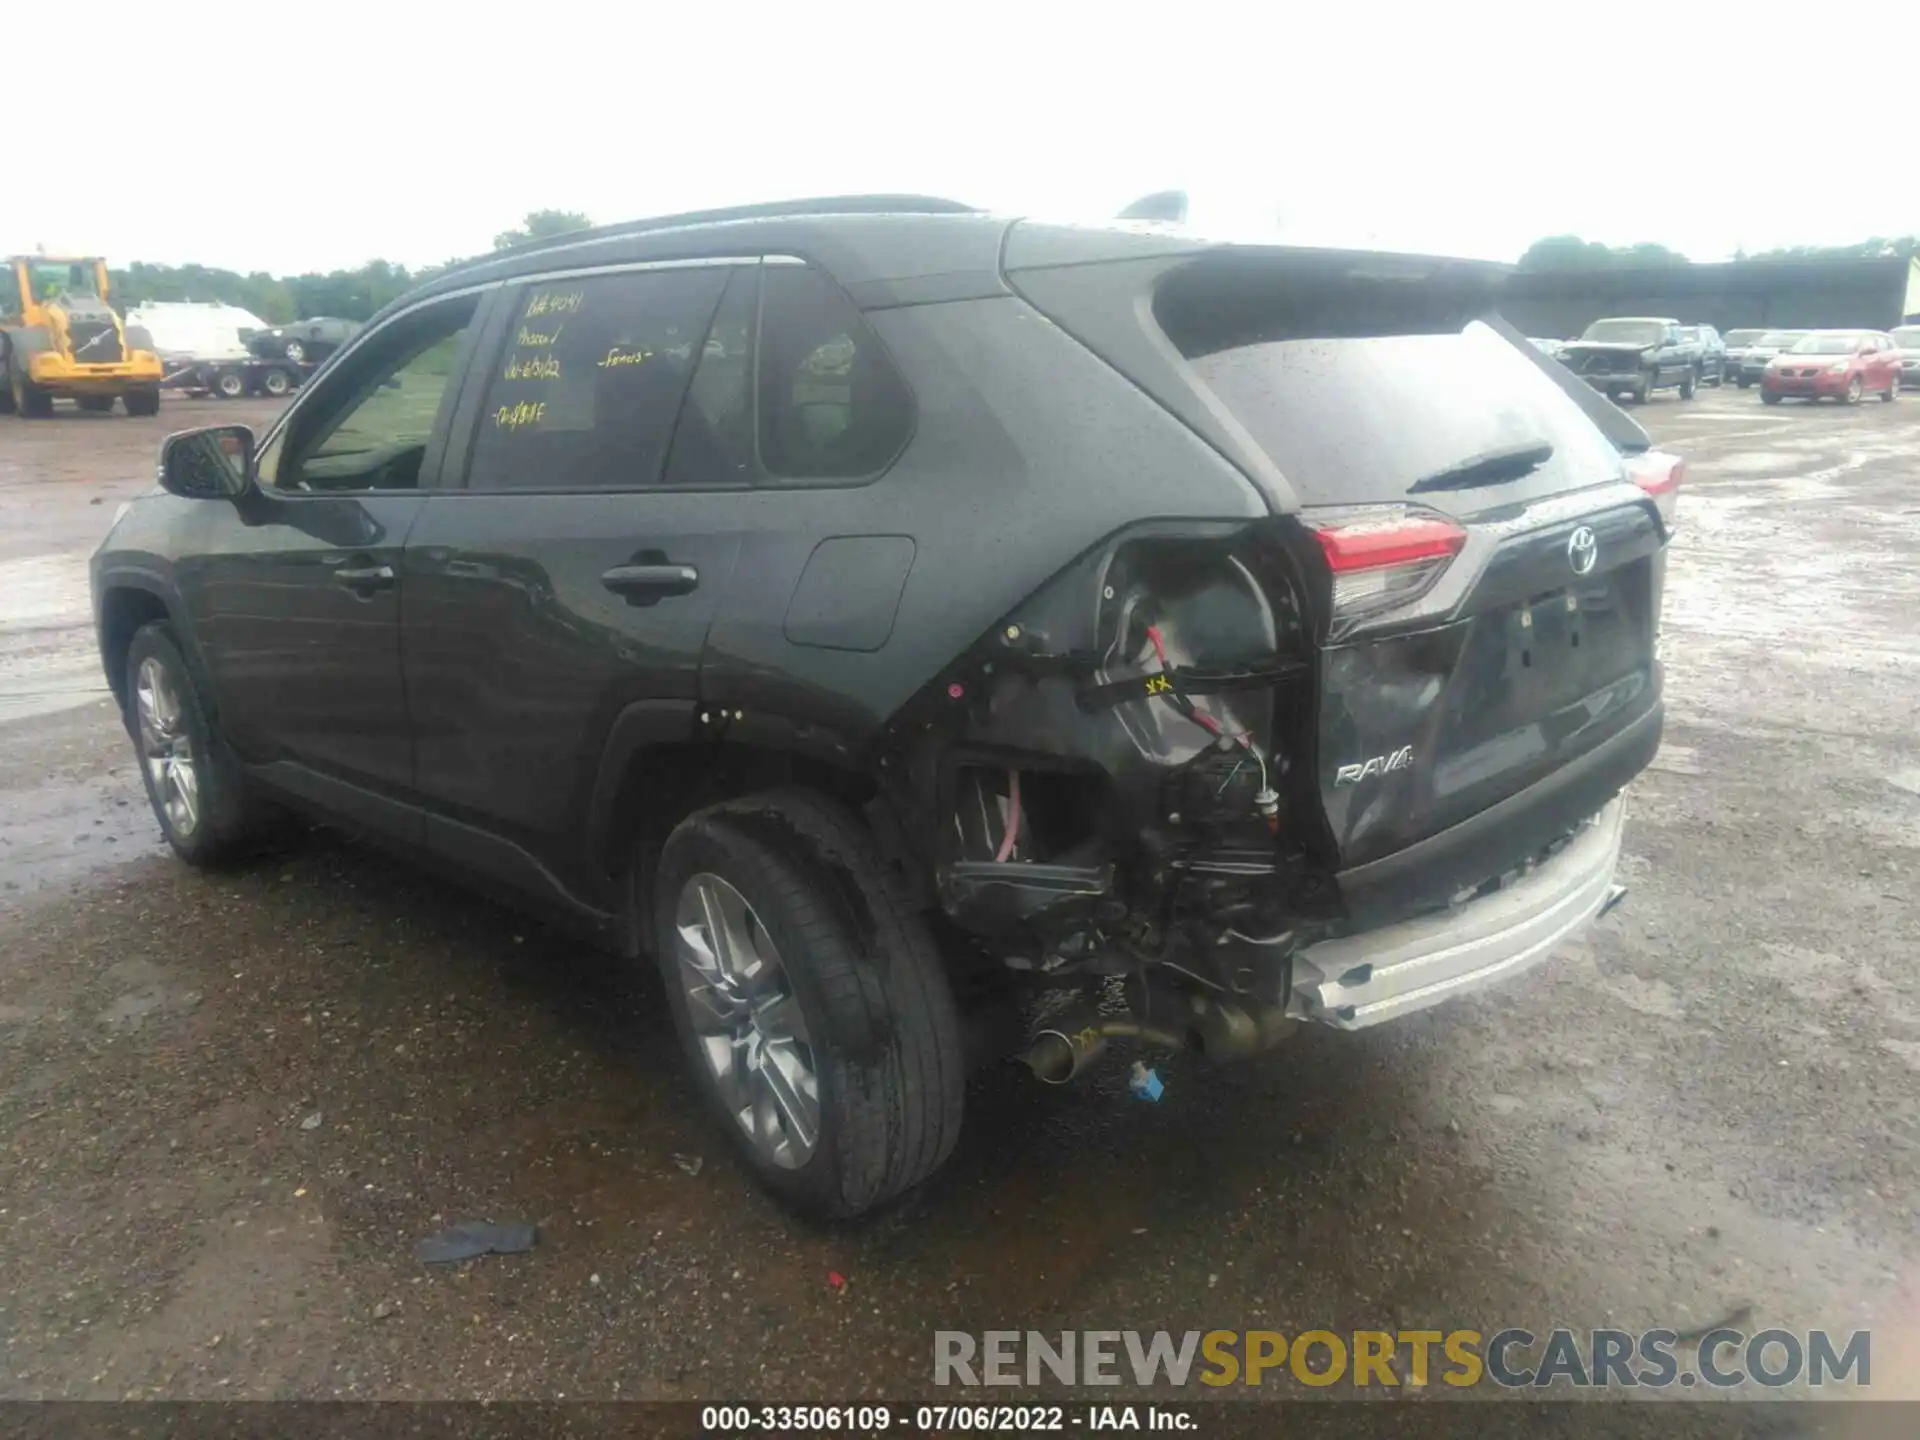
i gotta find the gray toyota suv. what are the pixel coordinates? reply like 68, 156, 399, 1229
91, 197, 1680, 1217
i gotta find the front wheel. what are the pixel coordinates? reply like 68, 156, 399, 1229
1761, 390, 1782, 405
650, 790, 965, 1219
1845, 376, 1863, 406
1679, 370, 1698, 400
15, 374, 53, 418
1637, 371, 1656, 404
123, 623, 274, 864
124, 387, 161, 417
1737, 374, 1753, 389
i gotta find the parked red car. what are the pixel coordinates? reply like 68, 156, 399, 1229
1760, 330, 1903, 405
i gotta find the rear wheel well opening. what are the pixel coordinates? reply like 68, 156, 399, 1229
602, 740, 879, 947
99, 589, 171, 716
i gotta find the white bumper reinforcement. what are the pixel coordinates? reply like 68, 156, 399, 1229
1288, 798, 1627, 1030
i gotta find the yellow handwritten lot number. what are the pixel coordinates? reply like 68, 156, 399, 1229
1198, 1331, 1484, 1387
494, 400, 547, 432
523, 290, 583, 320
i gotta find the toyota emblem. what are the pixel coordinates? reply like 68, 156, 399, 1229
1567, 525, 1598, 576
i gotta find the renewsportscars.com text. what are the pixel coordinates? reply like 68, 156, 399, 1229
933, 1328, 1871, 1390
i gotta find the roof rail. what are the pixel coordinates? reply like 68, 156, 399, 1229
439, 194, 979, 278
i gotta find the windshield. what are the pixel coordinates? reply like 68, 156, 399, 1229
24, 261, 101, 302
1580, 319, 1665, 345
1892, 328, 1920, 349
1724, 330, 1764, 346
1756, 331, 1805, 348
1789, 334, 1866, 355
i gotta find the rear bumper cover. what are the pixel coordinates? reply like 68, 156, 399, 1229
1289, 796, 1626, 1029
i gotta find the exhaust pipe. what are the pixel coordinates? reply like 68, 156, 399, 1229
1024, 1016, 1188, 1084
1022, 985, 1294, 1084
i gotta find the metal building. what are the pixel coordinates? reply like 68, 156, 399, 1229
1496, 255, 1920, 339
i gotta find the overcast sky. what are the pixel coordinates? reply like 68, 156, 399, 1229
13, 3, 1916, 274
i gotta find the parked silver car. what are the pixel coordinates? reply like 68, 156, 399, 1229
1892, 325, 1920, 389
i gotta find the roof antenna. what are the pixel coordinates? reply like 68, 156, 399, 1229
1116, 190, 1188, 224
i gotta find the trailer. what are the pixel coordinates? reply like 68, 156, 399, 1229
161, 354, 315, 400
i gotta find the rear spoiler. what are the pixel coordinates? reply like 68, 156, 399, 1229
1481, 311, 1651, 455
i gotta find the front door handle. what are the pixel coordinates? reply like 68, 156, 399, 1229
601, 563, 698, 599
334, 563, 395, 592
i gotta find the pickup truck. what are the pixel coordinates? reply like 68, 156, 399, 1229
1559, 317, 1697, 404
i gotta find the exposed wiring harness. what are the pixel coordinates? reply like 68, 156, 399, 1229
1145, 624, 1273, 806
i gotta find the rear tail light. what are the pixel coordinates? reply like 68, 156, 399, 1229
1627, 449, 1684, 527
1305, 507, 1466, 632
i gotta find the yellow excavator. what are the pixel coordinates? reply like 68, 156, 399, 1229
0, 255, 163, 417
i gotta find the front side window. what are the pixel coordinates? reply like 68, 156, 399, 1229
757, 265, 912, 481
464, 268, 729, 492
269, 294, 478, 493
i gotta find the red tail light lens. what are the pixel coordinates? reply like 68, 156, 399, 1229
1627, 449, 1684, 527
1305, 508, 1467, 631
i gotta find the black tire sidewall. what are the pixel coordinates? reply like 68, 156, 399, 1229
649, 797, 962, 1220
124, 623, 249, 863
652, 815, 894, 1218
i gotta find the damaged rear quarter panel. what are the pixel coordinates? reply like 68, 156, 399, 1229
696, 295, 1271, 754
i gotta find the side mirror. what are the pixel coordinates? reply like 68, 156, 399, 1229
159, 425, 254, 500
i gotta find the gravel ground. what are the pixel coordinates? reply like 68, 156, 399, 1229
0, 386, 1916, 1413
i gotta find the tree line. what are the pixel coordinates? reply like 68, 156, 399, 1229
110, 211, 592, 323
1519, 234, 1918, 270
109, 214, 1919, 315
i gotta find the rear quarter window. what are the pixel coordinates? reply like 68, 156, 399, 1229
756, 265, 912, 482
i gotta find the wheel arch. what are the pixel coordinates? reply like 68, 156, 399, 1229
95, 577, 202, 719
585, 702, 886, 954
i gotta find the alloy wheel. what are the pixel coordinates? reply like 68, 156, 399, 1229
673, 872, 821, 1169
135, 656, 199, 837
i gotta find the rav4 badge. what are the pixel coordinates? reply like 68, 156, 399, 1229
1334, 746, 1414, 786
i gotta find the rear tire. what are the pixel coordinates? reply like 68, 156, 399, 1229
212, 368, 245, 400
260, 365, 294, 397
1881, 377, 1897, 402
649, 789, 965, 1220
123, 623, 277, 865
1737, 374, 1752, 389
124, 387, 160, 417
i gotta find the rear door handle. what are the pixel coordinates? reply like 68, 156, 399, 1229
334, 564, 395, 591
601, 563, 698, 599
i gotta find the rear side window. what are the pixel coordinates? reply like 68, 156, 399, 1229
757, 265, 912, 481
464, 268, 727, 492
1157, 261, 1623, 510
